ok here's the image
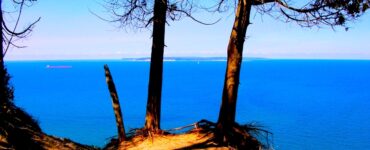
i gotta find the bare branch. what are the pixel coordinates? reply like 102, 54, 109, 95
104, 0, 220, 29
171, 9, 221, 25
2, 0, 40, 56
254, 0, 369, 28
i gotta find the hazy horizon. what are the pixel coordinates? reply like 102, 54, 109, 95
5, 56, 370, 61
3, 0, 370, 60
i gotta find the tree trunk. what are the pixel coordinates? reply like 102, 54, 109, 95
104, 65, 126, 142
216, 0, 252, 138
1, 2, 6, 109
144, 0, 167, 132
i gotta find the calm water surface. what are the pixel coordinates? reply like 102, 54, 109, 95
6, 60, 370, 149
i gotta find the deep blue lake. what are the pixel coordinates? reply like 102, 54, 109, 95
5, 60, 370, 149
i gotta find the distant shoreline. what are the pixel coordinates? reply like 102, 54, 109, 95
4, 57, 370, 62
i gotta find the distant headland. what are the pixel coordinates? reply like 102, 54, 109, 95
121, 57, 266, 62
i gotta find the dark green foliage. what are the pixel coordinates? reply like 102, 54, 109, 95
363, 3, 369, 12
1, 67, 14, 104
337, 14, 346, 25
247, 0, 370, 27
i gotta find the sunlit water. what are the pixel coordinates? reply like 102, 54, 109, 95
6, 60, 370, 149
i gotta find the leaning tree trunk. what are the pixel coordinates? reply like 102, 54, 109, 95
144, 0, 167, 132
104, 65, 126, 142
216, 0, 252, 140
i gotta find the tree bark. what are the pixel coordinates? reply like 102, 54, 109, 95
144, 0, 167, 132
104, 65, 126, 142
217, 0, 252, 138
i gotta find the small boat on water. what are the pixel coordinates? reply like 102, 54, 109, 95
46, 65, 72, 69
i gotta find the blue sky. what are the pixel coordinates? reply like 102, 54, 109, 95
4, 0, 370, 60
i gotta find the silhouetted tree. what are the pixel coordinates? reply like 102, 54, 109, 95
106, 0, 210, 133
1, 1, 41, 149
214, 0, 369, 142
1, 0, 39, 112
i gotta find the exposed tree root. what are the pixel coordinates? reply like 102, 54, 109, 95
104, 119, 272, 150
104, 127, 173, 150
182, 119, 272, 150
